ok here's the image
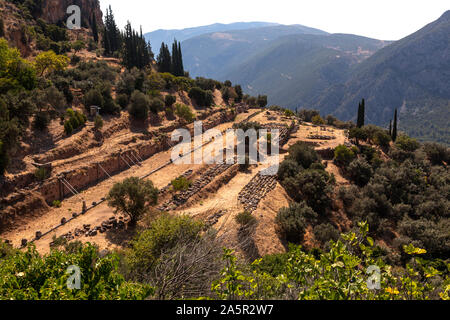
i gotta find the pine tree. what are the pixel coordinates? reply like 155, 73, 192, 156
392, 109, 398, 142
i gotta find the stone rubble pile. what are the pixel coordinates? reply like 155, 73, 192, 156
158, 164, 233, 211
158, 170, 194, 195
238, 173, 277, 213
49, 215, 130, 246
307, 134, 336, 140
205, 210, 227, 228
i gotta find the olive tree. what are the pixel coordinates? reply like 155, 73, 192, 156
107, 177, 158, 223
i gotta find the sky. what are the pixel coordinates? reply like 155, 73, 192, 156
99, 0, 449, 40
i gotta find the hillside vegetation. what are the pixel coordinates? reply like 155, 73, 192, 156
0, 0, 449, 301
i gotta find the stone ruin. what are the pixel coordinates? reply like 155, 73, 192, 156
238, 173, 277, 213
157, 163, 233, 211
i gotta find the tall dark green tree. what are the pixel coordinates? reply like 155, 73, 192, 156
156, 40, 184, 76
392, 109, 398, 142
157, 42, 172, 73
122, 23, 152, 69
91, 13, 99, 43
171, 40, 185, 76
234, 85, 243, 103
389, 120, 392, 136
357, 98, 365, 128
102, 6, 121, 56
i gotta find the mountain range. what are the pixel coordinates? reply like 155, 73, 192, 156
144, 22, 279, 55
145, 12, 450, 144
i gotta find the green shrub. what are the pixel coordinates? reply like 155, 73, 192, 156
312, 115, 325, 125
287, 141, 320, 169
52, 200, 62, 208
124, 215, 204, 276
34, 167, 48, 181
0, 243, 152, 299
277, 159, 302, 181
84, 89, 104, 109
94, 115, 103, 130
170, 176, 192, 191
33, 111, 50, 131
349, 127, 368, 143
297, 109, 320, 122
63, 120, 73, 135
235, 211, 256, 228
374, 130, 392, 148
64, 109, 86, 134
253, 253, 289, 277
334, 145, 355, 166
283, 169, 333, 214
276, 202, 316, 244
149, 97, 164, 114
188, 87, 214, 107
348, 158, 373, 187
313, 223, 340, 244
423, 142, 450, 165
395, 135, 420, 152
116, 93, 129, 109
256, 95, 267, 108
129, 91, 150, 120
284, 109, 295, 117
69, 113, 80, 129
174, 103, 195, 123
164, 94, 176, 107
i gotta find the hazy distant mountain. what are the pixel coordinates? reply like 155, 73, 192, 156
223, 33, 388, 110
312, 10, 450, 144
182, 24, 328, 79
144, 22, 280, 53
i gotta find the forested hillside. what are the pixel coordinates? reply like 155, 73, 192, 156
312, 10, 450, 145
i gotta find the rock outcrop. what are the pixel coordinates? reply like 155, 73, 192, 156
40, 0, 103, 29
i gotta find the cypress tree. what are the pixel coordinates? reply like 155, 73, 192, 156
170, 40, 184, 76
91, 13, 99, 43
177, 41, 184, 76
357, 99, 365, 128
0, 18, 4, 38
171, 40, 179, 75
157, 42, 171, 73
389, 120, 392, 136
122, 22, 152, 69
392, 109, 398, 142
102, 6, 121, 56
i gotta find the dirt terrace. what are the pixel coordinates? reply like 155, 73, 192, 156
1, 109, 350, 257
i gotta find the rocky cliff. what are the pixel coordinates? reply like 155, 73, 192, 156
40, 0, 103, 30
